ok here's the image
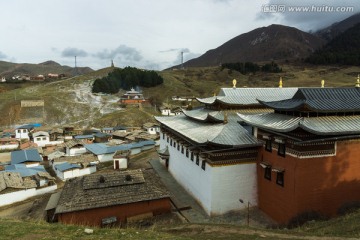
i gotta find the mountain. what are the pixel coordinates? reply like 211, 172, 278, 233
175, 24, 324, 68
0, 60, 93, 78
315, 13, 360, 42
307, 23, 360, 65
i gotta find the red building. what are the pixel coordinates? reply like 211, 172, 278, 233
52, 169, 171, 227
239, 87, 360, 224
119, 88, 149, 105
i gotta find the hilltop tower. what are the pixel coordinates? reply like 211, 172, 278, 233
111, 59, 115, 68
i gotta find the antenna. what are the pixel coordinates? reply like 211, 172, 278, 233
181, 51, 184, 69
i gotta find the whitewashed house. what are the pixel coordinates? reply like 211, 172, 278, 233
0, 76, 6, 82
113, 150, 129, 170
33, 131, 50, 147
64, 140, 87, 156
11, 149, 43, 167
15, 124, 34, 140
0, 138, 19, 151
53, 162, 96, 181
143, 123, 160, 135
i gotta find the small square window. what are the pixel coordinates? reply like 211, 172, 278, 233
196, 155, 199, 165
265, 139, 272, 152
201, 160, 206, 170
264, 167, 271, 180
23, 129, 26, 133
276, 172, 284, 187
278, 143, 286, 157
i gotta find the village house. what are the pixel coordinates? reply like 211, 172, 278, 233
160, 106, 182, 116
0, 138, 19, 151
15, 124, 35, 140
11, 149, 43, 167
33, 131, 50, 147
143, 122, 160, 135
238, 87, 360, 224
50, 169, 171, 227
63, 140, 87, 156
0, 76, 6, 82
155, 83, 298, 216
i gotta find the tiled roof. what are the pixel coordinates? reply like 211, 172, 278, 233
260, 88, 360, 112
238, 112, 360, 135
55, 169, 170, 214
155, 115, 260, 147
11, 149, 42, 164
197, 87, 298, 106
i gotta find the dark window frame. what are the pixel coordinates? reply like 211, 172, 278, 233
201, 160, 206, 170
265, 139, 272, 152
196, 155, 199, 165
276, 172, 284, 187
181, 146, 184, 154
190, 152, 194, 161
264, 167, 271, 180
278, 143, 286, 157
186, 149, 189, 158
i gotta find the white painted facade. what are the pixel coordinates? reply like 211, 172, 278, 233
159, 132, 258, 216
0, 185, 57, 207
15, 128, 30, 140
114, 157, 128, 169
97, 153, 115, 162
33, 131, 50, 147
66, 146, 87, 156
146, 126, 159, 135
0, 143, 19, 151
54, 165, 96, 181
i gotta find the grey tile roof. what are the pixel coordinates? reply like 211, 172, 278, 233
238, 113, 360, 135
197, 87, 298, 106
155, 115, 260, 147
182, 108, 224, 122
260, 88, 360, 112
11, 149, 42, 164
55, 169, 170, 214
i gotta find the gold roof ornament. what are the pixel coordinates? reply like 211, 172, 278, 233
223, 111, 228, 124
232, 79, 237, 88
213, 92, 216, 97
356, 75, 360, 88
279, 77, 283, 88
321, 79, 325, 88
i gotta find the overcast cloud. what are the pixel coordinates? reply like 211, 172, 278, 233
0, 0, 359, 70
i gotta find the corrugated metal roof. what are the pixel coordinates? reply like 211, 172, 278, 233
55, 162, 82, 172
11, 149, 42, 164
155, 115, 260, 147
238, 113, 360, 135
197, 87, 298, 106
85, 140, 156, 155
261, 88, 360, 112
74, 135, 94, 139
4, 164, 46, 177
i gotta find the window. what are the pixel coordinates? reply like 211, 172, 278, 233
42, 137, 47, 141
276, 172, 284, 187
196, 155, 199, 165
170, 139, 173, 145
264, 167, 271, 180
167, 136, 169, 143
162, 133, 165, 139
278, 143, 286, 157
186, 149, 189, 158
23, 129, 26, 133
36, 137, 41, 141
181, 146, 184, 154
17, 130, 21, 133
201, 160, 206, 170
177, 144, 180, 151
190, 152, 194, 161
265, 139, 272, 152
174, 141, 176, 148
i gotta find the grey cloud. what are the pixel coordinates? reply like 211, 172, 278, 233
0, 51, 8, 59
61, 47, 88, 57
95, 45, 142, 61
256, 0, 360, 31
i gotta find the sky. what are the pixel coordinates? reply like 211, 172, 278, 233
0, 0, 359, 70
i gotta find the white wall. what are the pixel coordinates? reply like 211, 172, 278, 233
114, 158, 127, 169
55, 166, 97, 181
0, 143, 19, 151
66, 147, 87, 156
130, 148, 141, 155
97, 153, 114, 162
159, 131, 258, 216
15, 129, 29, 140
34, 136, 50, 147
0, 185, 57, 207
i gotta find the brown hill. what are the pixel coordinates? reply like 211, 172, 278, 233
315, 13, 360, 42
0, 60, 93, 78
177, 24, 324, 68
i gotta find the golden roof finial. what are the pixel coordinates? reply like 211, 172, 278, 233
223, 111, 228, 124
279, 77, 283, 88
321, 79, 325, 88
213, 92, 216, 97
356, 75, 360, 88
232, 79, 237, 88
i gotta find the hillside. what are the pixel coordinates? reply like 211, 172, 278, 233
307, 23, 360, 65
1, 207, 360, 239
175, 24, 324, 68
0, 64, 360, 129
315, 13, 360, 42
0, 60, 93, 78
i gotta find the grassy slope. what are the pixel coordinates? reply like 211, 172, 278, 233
1, 208, 360, 239
0, 64, 360, 129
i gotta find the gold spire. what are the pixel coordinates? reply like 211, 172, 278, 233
279, 77, 283, 88
321, 79, 325, 88
223, 111, 228, 124
232, 79, 237, 88
356, 75, 360, 88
